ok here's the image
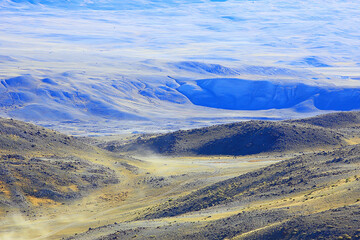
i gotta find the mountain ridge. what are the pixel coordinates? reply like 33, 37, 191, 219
106, 114, 351, 156
3, 73, 360, 126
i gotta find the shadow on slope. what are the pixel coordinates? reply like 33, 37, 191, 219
111, 119, 345, 156
176, 78, 360, 111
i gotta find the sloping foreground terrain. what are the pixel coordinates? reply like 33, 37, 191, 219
140, 144, 360, 220
1, 112, 360, 239
287, 111, 360, 129
0, 117, 281, 239
66, 112, 360, 240
0, 118, 120, 209
104, 115, 351, 156
69, 135, 360, 240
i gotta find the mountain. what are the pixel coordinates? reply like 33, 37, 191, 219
1, 112, 359, 239
176, 78, 360, 111
288, 111, 360, 129
0, 117, 120, 209
0, 75, 148, 121
2, 0, 360, 130
0, 117, 88, 153
105, 114, 350, 156
141, 144, 360, 220
65, 111, 360, 240
3, 72, 360, 130
2, 0, 360, 238
128, 145, 360, 240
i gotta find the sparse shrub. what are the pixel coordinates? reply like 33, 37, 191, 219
342, 234, 352, 239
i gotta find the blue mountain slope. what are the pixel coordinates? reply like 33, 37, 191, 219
170, 61, 312, 78
170, 62, 240, 76
0, 75, 147, 121
1, 0, 360, 127
176, 78, 360, 111
290, 56, 332, 68
2, 73, 360, 123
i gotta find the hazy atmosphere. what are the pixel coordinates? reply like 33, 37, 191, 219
1, 0, 360, 134
1, 1, 359, 240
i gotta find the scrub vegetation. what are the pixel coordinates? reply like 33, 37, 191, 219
1, 112, 360, 240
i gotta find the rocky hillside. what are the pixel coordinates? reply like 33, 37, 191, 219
288, 111, 360, 129
0, 117, 92, 154
141, 144, 360, 220
107, 118, 346, 156
0, 118, 119, 208
71, 126, 360, 240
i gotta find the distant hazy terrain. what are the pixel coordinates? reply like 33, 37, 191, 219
1, 0, 360, 134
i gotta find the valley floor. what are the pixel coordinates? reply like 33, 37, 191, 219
0, 153, 285, 240
64, 147, 360, 240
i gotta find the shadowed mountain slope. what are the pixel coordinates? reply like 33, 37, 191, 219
3, 74, 360, 127
108, 118, 346, 156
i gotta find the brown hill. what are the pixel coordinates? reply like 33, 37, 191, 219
0, 118, 119, 209
288, 111, 360, 128
141, 144, 360, 220
93, 143, 359, 240
71, 140, 360, 240
0, 117, 88, 154
108, 120, 345, 156
63, 111, 360, 240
